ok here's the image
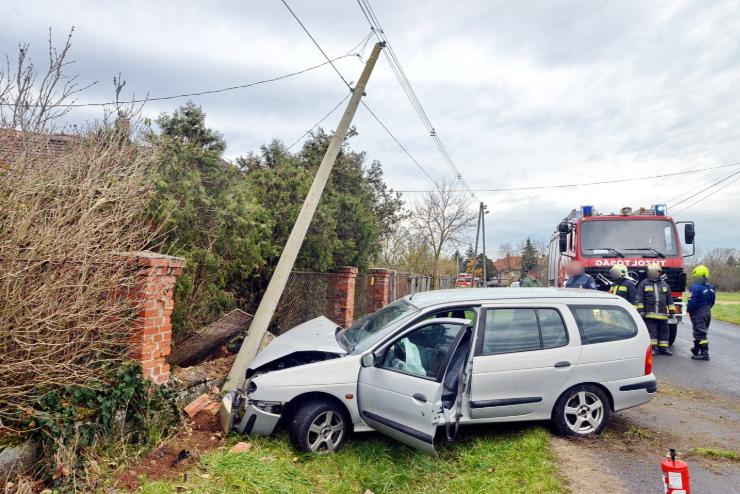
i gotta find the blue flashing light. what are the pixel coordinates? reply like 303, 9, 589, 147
654, 204, 667, 216
582, 205, 594, 217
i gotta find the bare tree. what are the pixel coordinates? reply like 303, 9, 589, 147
0, 28, 98, 132
410, 178, 476, 277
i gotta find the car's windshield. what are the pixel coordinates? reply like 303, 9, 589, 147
341, 299, 420, 353
580, 219, 678, 257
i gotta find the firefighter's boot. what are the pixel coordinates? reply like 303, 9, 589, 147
690, 340, 700, 356
658, 346, 673, 356
691, 342, 710, 361
651, 345, 658, 356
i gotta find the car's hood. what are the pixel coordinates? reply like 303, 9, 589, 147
248, 316, 345, 370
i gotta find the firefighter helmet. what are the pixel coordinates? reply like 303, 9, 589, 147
692, 265, 710, 279
609, 265, 628, 280
647, 263, 662, 274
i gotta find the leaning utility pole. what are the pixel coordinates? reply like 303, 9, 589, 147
221, 42, 385, 426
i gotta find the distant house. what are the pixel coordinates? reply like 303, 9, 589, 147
492, 255, 522, 286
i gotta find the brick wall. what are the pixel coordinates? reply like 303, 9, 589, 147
127, 252, 184, 384
326, 267, 358, 328
369, 268, 392, 312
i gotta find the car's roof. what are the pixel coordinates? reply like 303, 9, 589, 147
405, 287, 618, 308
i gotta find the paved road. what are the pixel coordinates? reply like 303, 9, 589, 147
653, 318, 740, 398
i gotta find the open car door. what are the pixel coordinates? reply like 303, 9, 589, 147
357, 318, 471, 454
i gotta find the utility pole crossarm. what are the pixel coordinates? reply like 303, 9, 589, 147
220, 42, 385, 432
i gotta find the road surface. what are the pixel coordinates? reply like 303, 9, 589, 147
656, 319, 740, 398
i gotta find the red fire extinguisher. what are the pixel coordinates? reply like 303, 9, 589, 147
661, 448, 691, 494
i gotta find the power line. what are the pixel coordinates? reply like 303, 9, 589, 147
359, 102, 439, 187
394, 162, 740, 193
279, 0, 440, 189
355, 0, 477, 198
280, 0, 353, 89
672, 174, 740, 215
287, 93, 350, 150
664, 167, 734, 205
0, 54, 360, 108
669, 168, 740, 209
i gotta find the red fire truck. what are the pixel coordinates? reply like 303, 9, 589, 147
548, 205, 695, 345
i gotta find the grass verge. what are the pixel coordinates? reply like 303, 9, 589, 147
692, 447, 739, 462
713, 292, 740, 324
135, 426, 565, 494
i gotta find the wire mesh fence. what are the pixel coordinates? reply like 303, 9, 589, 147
270, 271, 331, 335
354, 273, 372, 321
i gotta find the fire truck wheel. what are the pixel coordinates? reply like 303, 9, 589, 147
668, 323, 678, 346
552, 384, 610, 437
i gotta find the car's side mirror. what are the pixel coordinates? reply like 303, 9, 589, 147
684, 223, 695, 244
559, 232, 568, 253
360, 353, 376, 368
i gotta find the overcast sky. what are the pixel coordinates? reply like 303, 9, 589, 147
3, 0, 739, 255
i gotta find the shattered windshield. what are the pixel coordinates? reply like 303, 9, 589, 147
580, 219, 678, 257
341, 299, 420, 353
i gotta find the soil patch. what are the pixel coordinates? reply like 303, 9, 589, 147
114, 412, 224, 491
551, 436, 628, 494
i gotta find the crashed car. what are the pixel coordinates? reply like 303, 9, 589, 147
227, 288, 657, 453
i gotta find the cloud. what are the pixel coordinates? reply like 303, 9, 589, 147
2, 0, 738, 251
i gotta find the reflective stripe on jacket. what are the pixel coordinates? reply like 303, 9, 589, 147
609, 278, 637, 305
636, 278, 675, 319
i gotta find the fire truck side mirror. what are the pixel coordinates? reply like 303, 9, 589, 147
558, 232, 568, 253
558, 222, 569, 233
684, 223, 695, 244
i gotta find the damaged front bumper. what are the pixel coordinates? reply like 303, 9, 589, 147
224, 389, 282, 436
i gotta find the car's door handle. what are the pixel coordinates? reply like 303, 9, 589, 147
554, 361, 571, 368
412, 393, 427, 402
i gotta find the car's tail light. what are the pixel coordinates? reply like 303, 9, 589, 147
644, 344, 653, 375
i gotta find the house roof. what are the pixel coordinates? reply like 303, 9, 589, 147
0, 128, 77, 163
493, 255, 522, 271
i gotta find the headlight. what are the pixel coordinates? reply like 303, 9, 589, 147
249, 400, 282, 414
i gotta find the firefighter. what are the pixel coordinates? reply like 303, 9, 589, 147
636, 263, 675, 356
688, 265, 716, 361
520, 264, 544, 287
608, 264, 636, 305
565, 261, 597, 289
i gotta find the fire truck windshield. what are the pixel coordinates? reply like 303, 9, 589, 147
580, 219, 678, 257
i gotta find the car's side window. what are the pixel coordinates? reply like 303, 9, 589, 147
380, 322, 464, 380
480, 307, 569, 355
539, 308, 568, 348
482, 308, 540, 355
569, 305, 637, 344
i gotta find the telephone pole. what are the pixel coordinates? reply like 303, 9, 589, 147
481, 203, 488, 284
221, 43, 385, 428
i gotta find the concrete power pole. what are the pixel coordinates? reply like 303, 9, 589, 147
221, 43, 384, 424
472, 202, 481, 286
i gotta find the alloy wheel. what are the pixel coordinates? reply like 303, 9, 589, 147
307, 410, 345, 453
563, 390, 604, 434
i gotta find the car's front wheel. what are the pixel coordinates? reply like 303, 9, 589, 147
552, 384, 610, 437
289, 399, 350, 453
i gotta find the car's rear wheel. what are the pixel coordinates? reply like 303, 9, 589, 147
553, 384, 610, 437
289, 399, 350, 453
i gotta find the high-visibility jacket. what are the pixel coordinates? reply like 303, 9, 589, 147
609, 277, 637, 305
636, 278, 675, 319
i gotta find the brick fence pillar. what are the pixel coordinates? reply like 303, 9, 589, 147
128, 251, 185, 384
327, 266, 357, 328
369, 268, 392, 312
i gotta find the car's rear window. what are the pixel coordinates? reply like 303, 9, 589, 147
569, 305, 637, 344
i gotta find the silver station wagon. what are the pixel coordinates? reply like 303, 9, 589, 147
227, 288, 656, 454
